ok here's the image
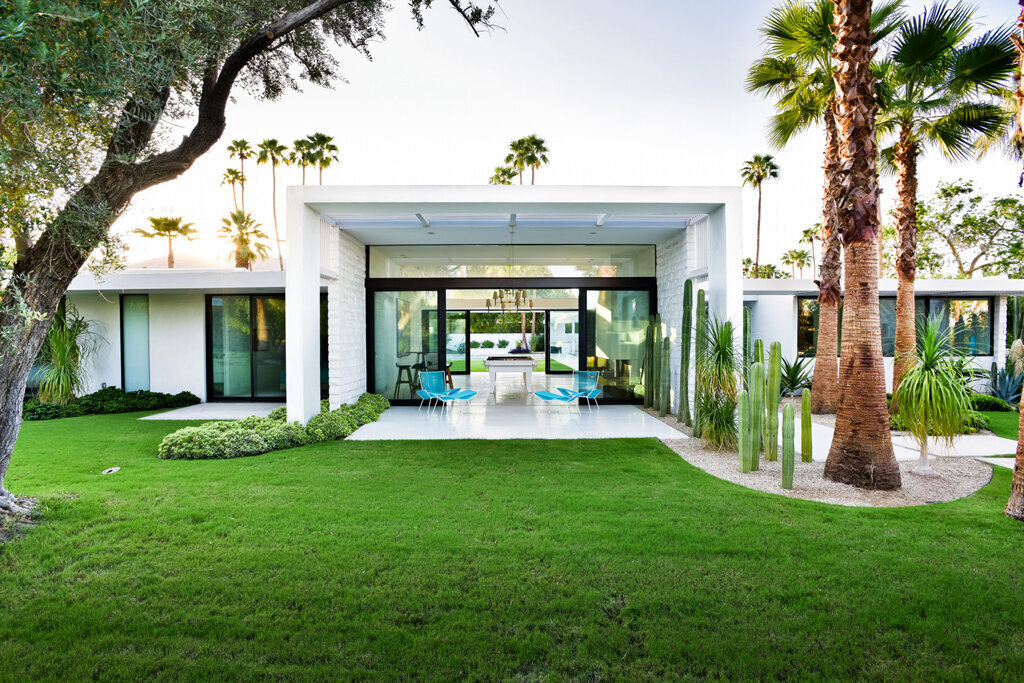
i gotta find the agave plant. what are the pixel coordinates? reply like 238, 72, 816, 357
695, 317, 738, 450
37, 301, 101, 405
780, 356, 813, 397
894, 317, 973, 477
990, 364, 1023, 406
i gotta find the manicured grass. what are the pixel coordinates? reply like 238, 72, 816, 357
3, 413, 1024, 678
982, 409, 1021, 442
449, 358, 573, 373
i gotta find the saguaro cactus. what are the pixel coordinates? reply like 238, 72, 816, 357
748, 362, 765, 472
782, 403, 795, 490
763, 341, 782, 461
660, 337, 671, 417
693, 289, 707, 436
679, 279, 693, 425
801, 389, 813, 463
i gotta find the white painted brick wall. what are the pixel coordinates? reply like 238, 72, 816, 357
656, 230, 686, 416
328, 224, 367, 407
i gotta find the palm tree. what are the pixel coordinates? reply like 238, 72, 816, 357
504, 137, 531, 184
747, 0, 904, 414
290, 138, 313, 185
781, 249, 798, 277
488, 166, 517, 185
1007, 1, 1024, 522
256, 139, 289, 271
306, 132, 339, 184
219, 210, 271, 271
221, 169, 244, 212
801, 224, 820, 273
739, 154, 780, 278
521, 134, 549, 184
132, 216, 197, 269
878, 4, 1015, 406
226, 139, 252, 212
823, 0, 901, 490
793, 249, 812, 277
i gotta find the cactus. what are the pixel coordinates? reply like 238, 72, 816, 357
747, 362, 765, 471
753, 338, 764, 366
644, 315, 654, 408
653, 314, 663, 412
738, 389, 750, 473
742, 306, 751, 385
801, 389, 813, 463
660, 337, 671, 417
763, 341, 782, 461
693, 289, 707, 437
679, 279, 693, 425
781, 403, 795, 489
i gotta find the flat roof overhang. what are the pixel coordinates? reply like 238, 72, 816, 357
743, 277, 1024, 298
291, 185, 740, 246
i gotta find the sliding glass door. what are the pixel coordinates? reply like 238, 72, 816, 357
584, 290, 650, 401
547, 310, 579, 373
446, 310, 469, 374
372, 290, 440, 399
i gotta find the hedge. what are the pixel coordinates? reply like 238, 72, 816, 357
158, 393, 390, 460
969, 393, 1013, 412
24, 387, 201, 421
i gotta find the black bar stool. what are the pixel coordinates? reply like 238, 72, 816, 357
394, 363, 414, 399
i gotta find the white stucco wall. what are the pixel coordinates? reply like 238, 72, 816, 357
148, 292, 207, 399
656, 229, 687, 414
67, 292, 122, 394
328, 227, 367, 407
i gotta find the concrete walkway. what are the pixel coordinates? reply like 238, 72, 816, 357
348, 405, 688, 441
140, 402, 284, 420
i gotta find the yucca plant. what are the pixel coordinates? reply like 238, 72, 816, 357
780, 356, 813, 397
695, 317, 738, 450
37, 301, 100, 405
894, 316, 973, 477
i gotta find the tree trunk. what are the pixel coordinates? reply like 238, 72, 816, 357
168, 237, 175, 269
231, 184, 239, 211
531, 166, 535, 185
812, 96, 842, 415
1014, 1, 1024, 188
1005, 403, 1024, 519
823, 0, 901, 490
891, 122, 918, 409
272, 164, 284, 271
754, 184, 762, 277
240, 158, 246, 213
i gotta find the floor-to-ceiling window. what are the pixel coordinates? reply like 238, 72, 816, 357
121, 294, 150, 391
371, 290, 440, 400
584, 289, 651, 400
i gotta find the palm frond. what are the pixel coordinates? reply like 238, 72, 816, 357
947, 25, 1016, 97
891, 2, 974, 86
869, 0, 908, 44
920, 102, 1008, 161
746, 56, 806, 95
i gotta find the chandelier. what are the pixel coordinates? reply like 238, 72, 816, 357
486, 289, 534, 312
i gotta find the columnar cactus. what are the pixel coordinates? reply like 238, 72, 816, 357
693, 289, 707, 436
763, 341, 782, 461
742, 306, 752, 383
747, 362, 765, 471
801, 389, 813, 463
644, 315, 654, 408
653, 313, 663, 412
660, 337, 671, 417
782, 403, 795, 490
679, 279, 693, 425
738, 389, 750, 473
753, 338, 764, 366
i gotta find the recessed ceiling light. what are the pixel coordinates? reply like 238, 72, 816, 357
589, 231, 597, 235
426, 231, 435, 235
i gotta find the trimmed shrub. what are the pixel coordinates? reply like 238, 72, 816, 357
481, 340, 495, 348
497, 339, 510, 348
970, 394, 1012, 412
157, 394, 390, 460
24, 386, 201, 421
469, 341, 480, 348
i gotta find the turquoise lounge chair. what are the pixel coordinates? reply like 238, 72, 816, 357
557, 370, 602, 408
416, 371, 476, 410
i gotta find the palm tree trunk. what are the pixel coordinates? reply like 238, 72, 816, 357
167, 237, 174, 269
531, 166, 535, 185
1015, 2, 1024, 188
231, 185, 238, 212
754, 184, 762, 277
823, 0, 901, 490
1005, 400, 1024, 519
302, 164, 306, 185
891, 122, 919, 410
812, 97, 842, 415
240, 159, 245, 213
319, 167, 323, 185
272, 164, 284, 271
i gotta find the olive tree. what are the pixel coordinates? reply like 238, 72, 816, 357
0, 0, 495, 515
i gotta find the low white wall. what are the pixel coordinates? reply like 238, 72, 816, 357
67, 292, 122, 394
746, 295, 799, 360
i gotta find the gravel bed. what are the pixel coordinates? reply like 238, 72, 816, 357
641, 408, 992, 507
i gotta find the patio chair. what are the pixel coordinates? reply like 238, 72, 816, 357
556, 370, 602, 408
534, 389, 579, 413
416, 371, 476, 410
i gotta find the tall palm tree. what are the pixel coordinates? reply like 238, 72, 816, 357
739, 154, 780, 278
522, 134, 549, 184
488, 166, 516, 185
306, 132, 339, 184
256, 139, 289, 271
793, 249, 812, 277
781, 249, 799, 277
221, 169, 244, 211
823, 0, 901, 490
219, 210, 271, 271
747, 0, 903, 414
290, 138, 313, 185
801, 224, 820, 273
878, 3, 1015, 406
1006, 1, 1024, 521
504, 137, 529, 184
132, 216, 197, 269
226, 139, 252, 212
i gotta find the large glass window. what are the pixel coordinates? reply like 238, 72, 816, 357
548, 310, 579, 372
369, 245, 655, 278
797, 296, 992, 357
585, 290, 650, 400
373, 291, 439, 399
210, 295, 253, 398
121, 294, 150, 391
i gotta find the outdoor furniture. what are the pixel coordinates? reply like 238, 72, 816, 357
557, 370, 602, 408
416, 371, 476, 409
534, 389, 579, 411
394, 363, 415, 399
483, 355, 537, 394
444, 362, 454, 390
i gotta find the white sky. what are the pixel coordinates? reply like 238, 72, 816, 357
118, 0, 1021, 272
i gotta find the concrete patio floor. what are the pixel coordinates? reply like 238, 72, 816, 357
140, 402, 284, 420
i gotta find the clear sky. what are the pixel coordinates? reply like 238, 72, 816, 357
119, 0, 1021, 272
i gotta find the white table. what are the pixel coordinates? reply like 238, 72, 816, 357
483, 356, 537, 394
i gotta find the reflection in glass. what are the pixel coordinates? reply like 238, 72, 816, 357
211, 295, 252, 398
585, 290, 650, 400
548, 310, 579, 372
446, 311, 469, 373
253, 296, 286, 397
369, 245, 655, 278
122, 294, 150, 391
374, 291, 439, 399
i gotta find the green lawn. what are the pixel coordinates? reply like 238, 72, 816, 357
3, 414, 1024, 678
449, 358, 574, 373
982, 409, 1021, 442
